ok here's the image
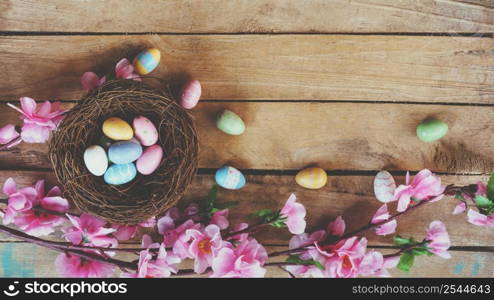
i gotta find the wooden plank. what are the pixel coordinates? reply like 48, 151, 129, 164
0, 102, 493, 172
1, 0, 493, 33
0, 242, 492, 277
0, 35, 492, 103
0, 171, 492, 247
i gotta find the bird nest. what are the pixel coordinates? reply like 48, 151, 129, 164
49, 79, 198, 224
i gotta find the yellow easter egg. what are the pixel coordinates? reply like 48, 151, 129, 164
295, 167, 328, 189
133, 48, 161, 75
102, 117, 133, 141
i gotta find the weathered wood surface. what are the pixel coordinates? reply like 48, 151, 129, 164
1, 102, 493, 172
0, 35, 492, 103
0, 171, 492, 247
1, 0, 493, 33
0, 242, 492, 277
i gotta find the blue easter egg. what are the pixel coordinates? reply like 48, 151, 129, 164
104, 163, 137, 185
108, 141, 143, 164
215, 166, 246, 190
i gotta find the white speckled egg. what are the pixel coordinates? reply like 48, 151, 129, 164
373, 170, 396, 203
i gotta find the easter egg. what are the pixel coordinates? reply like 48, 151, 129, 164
416, 119, 448, 142
83, 145, 108, 176
216, 110, 245, 135
99, 135, 113, 149
136, 145, 163, 175
104, 163, 137, 185
373, 171, 396, 203
133, 116, 158, 146
295, 167, 327, 189
180, 80, 202, 109
108, 141, 143, 164
102, 117, 133, 141
133, 48, 161, 75
215, 166, 246, 190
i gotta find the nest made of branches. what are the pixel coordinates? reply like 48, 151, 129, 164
49, 79, 198, 224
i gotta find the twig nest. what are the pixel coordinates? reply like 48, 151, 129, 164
49, 79, 198, 224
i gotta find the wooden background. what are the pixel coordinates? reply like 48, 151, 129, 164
0, 0, 493, 277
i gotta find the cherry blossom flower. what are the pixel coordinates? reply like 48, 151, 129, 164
64, 213, 117, 248
55, 253, 115, 278
280, 193, 306, 235
0, 124, 20, 147
467, 209, 494, 227
359, 253, 399, 277
452, 202, 466, 215
111, 217, 156, 241
122, 235, 180, 278
393, 169, 445, 212
327, 216, 345, 237
228, 222, 249, 241
211, 209, 229, 230
159, 217, 202, 259
425, 221, 451, 259
211, 238, 267, 278
185, 224, 230, 273
7, 97, 66, 143
81, 58, 140, 91
371, 204, 397, 236
11, 180, 69, 237
2, 178, 37, 225
316, 236, 368, 278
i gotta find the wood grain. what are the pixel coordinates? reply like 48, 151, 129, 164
0, 242, 492, 277
0, 102, 492, 172
1, 0, 493, 33
0, 171, 492, 247
0, 35, 492, 103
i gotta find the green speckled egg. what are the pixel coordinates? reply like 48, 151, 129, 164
416, 119, 448, 142
216, 109, 245, 135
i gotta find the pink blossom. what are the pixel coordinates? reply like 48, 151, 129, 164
452, 202, 466, 215
393, 169, 445, 212
327, 216, 345, 237
123, 235, 180, 278
13, 180, 69, 236
2, 178, 37, 225
467, 209, 494, 227
280, 193, 306, 235
64, 213, 117, 248
425, 221, 451, 259
371, 204, 397, 236
81, 58, 140, 91
55, 253, 115, 278
316, 237, 368, 278
111, 217, 156, 241
7, 97, 66, 143
161, 218, 202, 259
211, 209, 229, 230
0, 124, 19, 145
228, 222, 249, 241
289, 230, 326, 250
211, 238, 267, 278
184, 202, 202, 222
185, 224, 230, 273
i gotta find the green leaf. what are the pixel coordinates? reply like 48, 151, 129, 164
397, 252, 415, 272
205, 184, 218, 210
286, 256, 325, 270
487, 172, 494, 201
410, 246, 430, 256
475, 195, 493, 210
250, 209, 273, 218
455, 193, 466, 202
393, 235, 413, 247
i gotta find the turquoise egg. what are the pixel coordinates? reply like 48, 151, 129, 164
108, 141, 143, 164
215, 166, 246, 190
104, 163, 137, 185
133, 48, 161, 75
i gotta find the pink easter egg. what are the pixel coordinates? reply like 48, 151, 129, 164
180, 80, 201, 109
133, 116, 158, 146
136, 144, 163, 175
